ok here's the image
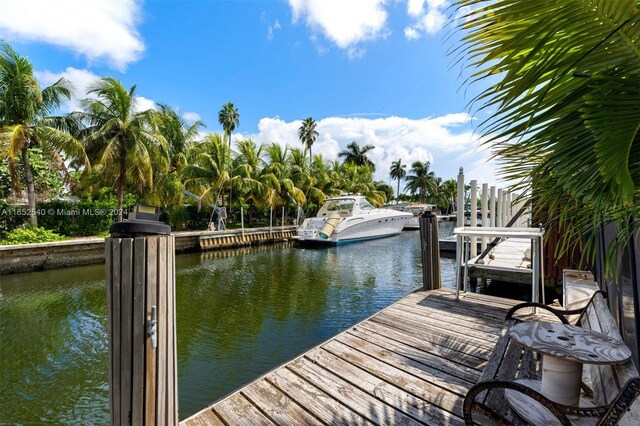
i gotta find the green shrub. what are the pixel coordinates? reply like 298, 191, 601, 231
1, 227, 65, 245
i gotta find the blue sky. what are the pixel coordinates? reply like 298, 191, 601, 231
0, 0, 499, 186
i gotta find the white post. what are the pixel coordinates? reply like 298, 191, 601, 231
455, 234, 462, 300
270, 207, 273, 235
241, 206, 245, 236
281, 206, 285, 230
496, 189, 503, 227
456, 167, 465, 228
532, 236, 539, 313
470, 180, 477, 258
489, 186, 496, 227
481, 183, 488, 251
501, 191, 508, 227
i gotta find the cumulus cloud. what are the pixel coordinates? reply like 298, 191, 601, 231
0, 0, 144, 69
404, 27, 421, 40
404, 0, 448, 39
183, 112, 202, 123
35, 67, 156, 113
233, 113, 484, 182
288, 0, 389, 57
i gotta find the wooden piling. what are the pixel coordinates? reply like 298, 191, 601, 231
419, 211, 441, 290
106, 234, 178, 426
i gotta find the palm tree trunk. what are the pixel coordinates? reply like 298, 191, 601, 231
396, 179, 400, 200
117, 146, 127, 222
228, 131, 233, 212
309, 146, 312, 170
21, 146, 37, 227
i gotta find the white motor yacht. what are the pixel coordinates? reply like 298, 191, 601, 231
403, 203, 436, 229
293, 195, 412, 245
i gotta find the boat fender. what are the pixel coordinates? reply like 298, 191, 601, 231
319, 213, 342, 239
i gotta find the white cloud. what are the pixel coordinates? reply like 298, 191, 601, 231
233, 113, 492, 182
407, 0, 426, 17
183, 112, 202, 123
35, 67, 156, 113
134, 96, 157, 113
0, 0, 144, 69
404, 27, 421, 40
35, 67, 100, 112
405, 0, 448, 38
288, 0, 389, 57
267, 19, 281, 41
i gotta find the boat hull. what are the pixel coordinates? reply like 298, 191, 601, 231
293, 213, 410, 245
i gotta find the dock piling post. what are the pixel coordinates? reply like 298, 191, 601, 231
496, 189, 503, 228
489, 186, 496, 227
419, 211, 441, 290
456, 167, 464, 228
470, 180, 478, 259
481, 183, 488, 251
241, 207, 245, 236
106, 205, 178, 426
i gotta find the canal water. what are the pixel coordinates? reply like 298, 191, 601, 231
0, 227, 456, 423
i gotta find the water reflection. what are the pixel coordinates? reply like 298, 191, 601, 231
1, 230, 455, 422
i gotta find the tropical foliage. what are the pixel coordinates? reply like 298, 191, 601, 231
454, 0, 640, 267
0, 42, 85, 226
338, 141, 376, 171
76, 77, 166, 221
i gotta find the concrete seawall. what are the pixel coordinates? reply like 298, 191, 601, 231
0, 226, 297, 275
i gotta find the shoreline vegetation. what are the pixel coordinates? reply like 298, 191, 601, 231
1, 41, 459, 245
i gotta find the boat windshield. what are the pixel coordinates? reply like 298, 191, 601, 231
324, 199, 355, 213
359, 199, 374, 210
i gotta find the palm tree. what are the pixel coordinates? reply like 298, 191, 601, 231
218, 102, 239, 148
440, 178, 457, 214
149, 105, 204, 211
182, 133, 230, 207
298, 117, 318, 169
78, 77, 167, 221
0, 42, 85, 226
404, 161, 436, 203
338, 141, 376, 171
389, 158, 407, 199
455, 0, 640, 264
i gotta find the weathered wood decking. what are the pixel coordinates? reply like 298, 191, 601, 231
182, 288, 553, 426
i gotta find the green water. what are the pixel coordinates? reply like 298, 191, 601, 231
0, 230, 456, 424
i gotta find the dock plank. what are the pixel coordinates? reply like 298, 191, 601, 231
181, 289, 555, 426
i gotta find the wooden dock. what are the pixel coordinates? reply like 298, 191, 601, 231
182, 288, 553, 426
467, 238, 534, 285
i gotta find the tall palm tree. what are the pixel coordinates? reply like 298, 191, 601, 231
0, 42, 85, 226
78, 77, 167, 221
298, 117, 318, 169
218, 102, 239, 148
182, 133, 230, 207
338, 141, 376, 171
404, 161, 436, 203
149, 105, 204, 210
440, 178, 457, 214
455, 0, 640, 264
389, 158, 407, 199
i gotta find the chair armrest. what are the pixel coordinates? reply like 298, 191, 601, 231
463, 380, 573, 426
505, 303, 574, 324
505, 290, 608, 324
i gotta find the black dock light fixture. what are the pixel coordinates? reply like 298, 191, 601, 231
110, 204, 171, 237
